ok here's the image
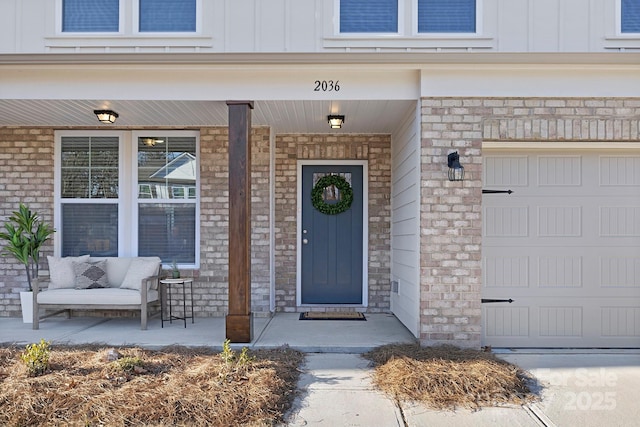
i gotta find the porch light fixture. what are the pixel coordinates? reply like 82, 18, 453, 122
93, 109, 119, 124
447, 151, 465, 181
328, 115, 345, 129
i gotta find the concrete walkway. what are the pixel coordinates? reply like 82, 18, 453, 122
1, 313, 638, 426
285, 350, 640, 427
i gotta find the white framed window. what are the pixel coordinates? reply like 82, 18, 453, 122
56, 0, 201, 35
58, 0, 123, 33
620, 0, 640, 34
416, 0, 479, 34
338, 0, 400, 34
54, 130, 200, 268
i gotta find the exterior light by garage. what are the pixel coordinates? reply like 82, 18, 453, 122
93, 109, 119, 124
327, 115, 345, 129
447, 151, 465, 181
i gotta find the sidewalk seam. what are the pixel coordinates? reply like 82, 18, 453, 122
523, 403, 555, 427
395, 399, 408, 427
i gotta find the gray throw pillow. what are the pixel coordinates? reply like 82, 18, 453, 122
73, 260, 109, 289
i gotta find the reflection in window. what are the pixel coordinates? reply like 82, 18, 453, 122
138, 137, 196, 200
138, 136, 197, 264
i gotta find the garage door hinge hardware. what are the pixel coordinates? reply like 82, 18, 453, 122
481, 298, 514, 304
482, 189, 513, 194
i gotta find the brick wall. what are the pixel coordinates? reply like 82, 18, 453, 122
197, 127, 272, 317
0, 128, 55, 317
274, 134, 392, 312
420, 97, 640, 348
0, 126, 272, 319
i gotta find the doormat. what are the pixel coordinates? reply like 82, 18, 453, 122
299, 312, 366, 321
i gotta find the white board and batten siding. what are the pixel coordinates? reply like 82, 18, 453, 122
482, 147, 640, 348
390, 102, 421, 337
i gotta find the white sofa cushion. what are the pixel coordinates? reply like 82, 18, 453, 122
47, 255, 90, 289
120, 258, 161, 291
89, 256, 161, 287
37, 288, 159, 305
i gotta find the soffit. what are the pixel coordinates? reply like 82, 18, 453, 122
0, 99, 415, 134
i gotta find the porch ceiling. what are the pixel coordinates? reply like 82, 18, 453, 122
0, 99, 414, 134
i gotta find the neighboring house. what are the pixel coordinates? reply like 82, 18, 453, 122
0, 0, 639, 349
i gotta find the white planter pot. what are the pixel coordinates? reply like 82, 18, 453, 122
20, 291, 33, 323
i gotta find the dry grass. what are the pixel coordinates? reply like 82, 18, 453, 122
0, 344, 304, 426
363, 344, 536, 410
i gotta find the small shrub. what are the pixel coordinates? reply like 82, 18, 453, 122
21, 339, 50, 377
237, 346, 254, 366
220, 339, 255, 366
113, 356, 144, 374
221, 339, 235, 364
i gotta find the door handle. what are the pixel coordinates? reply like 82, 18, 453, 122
302, 238, 309, 245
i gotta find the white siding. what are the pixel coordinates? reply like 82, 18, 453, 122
0, 0, 637, 54
390, 101, 421, 337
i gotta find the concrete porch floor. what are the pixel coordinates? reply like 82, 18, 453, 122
0, 312, 417, 352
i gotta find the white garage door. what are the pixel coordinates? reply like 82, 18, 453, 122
482, 148, 640, 348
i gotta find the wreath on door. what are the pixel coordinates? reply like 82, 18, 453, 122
311, 174, 353, 215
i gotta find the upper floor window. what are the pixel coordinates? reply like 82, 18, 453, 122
139, 0, 197, 32
340, 0, 398, 33
418, 0, 476, 33
621, 0, 640, 33
60, 0, 197, 34
62, 0, 119, 32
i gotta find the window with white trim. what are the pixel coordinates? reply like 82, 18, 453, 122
60, 0, 198, 34
418, 0, 476, 33
340, 0, 398, 33
56, 131, 199, 267
621, 0, 640, 33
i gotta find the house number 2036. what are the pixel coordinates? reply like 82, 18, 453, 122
314, 80, 340, 92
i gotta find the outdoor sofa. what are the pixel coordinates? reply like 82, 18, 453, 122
32, 256, 162, 330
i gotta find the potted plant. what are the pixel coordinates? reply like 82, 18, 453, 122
0, 204, 54, 322
171, 260, 181, 279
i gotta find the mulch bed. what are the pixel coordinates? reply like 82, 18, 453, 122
0, 344, 304, 426
363, 343, 537, 410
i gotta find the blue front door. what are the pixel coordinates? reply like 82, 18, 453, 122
301, 165, 364, 304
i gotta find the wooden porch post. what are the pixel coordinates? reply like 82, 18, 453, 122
226, 100, 254, 342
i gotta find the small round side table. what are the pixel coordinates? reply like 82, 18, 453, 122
159, 277, 194, 328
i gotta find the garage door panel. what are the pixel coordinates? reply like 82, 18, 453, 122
483, 298, 640, 348
483, 150, 640, 348
484, 249, 638, 296
599, 155, 640, 186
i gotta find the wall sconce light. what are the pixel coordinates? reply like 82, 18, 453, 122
447, 151, 465, 181
94, 109, 119, 124
328, 115, 345, 129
